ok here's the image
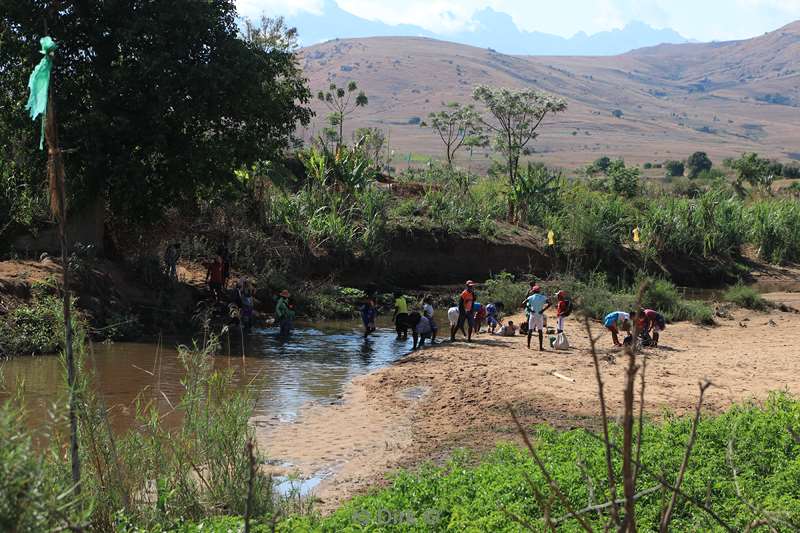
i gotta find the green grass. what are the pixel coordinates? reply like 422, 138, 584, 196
748, 199, 800, 264
723, 283, 770, 311
285, 393, 800, 531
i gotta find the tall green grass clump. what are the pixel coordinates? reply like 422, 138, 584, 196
286, 393, 800, 531
0, 393, 85, 531
547, 184, 636, 269
642, 188, 745, 259
723, 283, 769, 311
747, 199, 800, 264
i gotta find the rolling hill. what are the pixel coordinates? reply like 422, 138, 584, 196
299, 22, 800, 171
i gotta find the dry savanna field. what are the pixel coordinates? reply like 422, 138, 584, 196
300, 23, 800, 172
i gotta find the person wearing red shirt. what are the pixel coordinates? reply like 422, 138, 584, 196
206, 255, 225, 302
451, 280, 476, 342
639, 308, 666, 346
555, 291, 569, 333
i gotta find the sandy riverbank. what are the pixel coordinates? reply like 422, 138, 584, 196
255, 293, 800, 510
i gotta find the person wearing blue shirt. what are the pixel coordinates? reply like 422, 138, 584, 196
523, 285, 551, 351
603, 310, 631, 346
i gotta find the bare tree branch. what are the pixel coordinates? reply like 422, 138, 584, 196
554, 486, 661, 526
584, 317, 622, 527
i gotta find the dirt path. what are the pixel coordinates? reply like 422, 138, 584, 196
256, 294, 800, 509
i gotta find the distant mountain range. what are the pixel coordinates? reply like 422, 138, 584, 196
284, 0, 688, 56
299, 21, 800, 168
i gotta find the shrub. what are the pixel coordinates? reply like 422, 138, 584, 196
664, 160, 685, 177
642, 278, 714, 324
723, 283, 769, 311
686, 151, 712, 178
481, 272, 530, 311
510, 163, 564, 226
783, 163, 800, 179
608, 160, 640, 198
0, 396, 81, 531
295, 393, 800, 531
0, 295, 67, 356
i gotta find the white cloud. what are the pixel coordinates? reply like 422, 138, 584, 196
336, 0, 483, 33
236, 0, 324, 19
236, 0, 800, 41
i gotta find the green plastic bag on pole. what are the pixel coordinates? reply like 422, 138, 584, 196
25, 36, 57, 150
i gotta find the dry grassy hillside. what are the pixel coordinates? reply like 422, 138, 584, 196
299, 22, 800, 171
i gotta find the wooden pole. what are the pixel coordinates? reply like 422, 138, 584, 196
45, 49, 81, 495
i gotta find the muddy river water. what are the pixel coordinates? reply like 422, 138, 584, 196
0, 320, 412, 435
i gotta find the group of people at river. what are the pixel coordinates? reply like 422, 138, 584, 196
185, 243, 666, 348
362, 280, 667, 351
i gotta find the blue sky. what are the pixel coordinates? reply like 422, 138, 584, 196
237, 0, 800, 41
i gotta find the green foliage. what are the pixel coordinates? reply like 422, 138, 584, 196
295, 285, 368, 319
723, 284, 769, 311
559, 274, 636, 321
641, 278, 714, 324
687, 151, 713, 178
294, 394, 800, 531
353, 127, 386, 167
0, 396, 86, 531
510, 163, 563, 226
472, 85, 567, 186
642, 187, 745, 259
0, 293, 83, 356
732, 153, 773, 194
782, 163, 800, 179
593, 156, 612, 173
317, 81, 368, 145
480, 272, 530, 311
664, 160, 685, 177
0, 5, 312, 226
747, 199, 800, 263
548, 183, 636, 269
0, 158, 48, 240
607, 159, 641, 198
424, 102, 485, 166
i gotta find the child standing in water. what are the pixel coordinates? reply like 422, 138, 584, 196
393, 291, 409, 340
422, 296, 438, 344
275, 290, 294, 337
361, 298, 377, 338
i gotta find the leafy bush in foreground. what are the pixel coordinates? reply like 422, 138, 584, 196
287, 393, 800, 531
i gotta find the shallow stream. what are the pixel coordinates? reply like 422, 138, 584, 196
0, 319, 412, 435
